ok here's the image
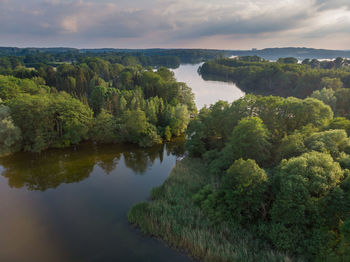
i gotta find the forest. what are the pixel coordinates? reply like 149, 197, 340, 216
199, 56, 350, 98
0, 54, 196, 156
129, 56, 350, 261
130, 94, 350, 261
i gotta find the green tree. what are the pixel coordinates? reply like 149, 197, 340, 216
90, 109, 117, 143
311, 87, 337, 112
305, 129, 350, 158
0, 101, 22, 155
270, 151, 344, 257
328, 117, 350, 135
227, 116, 271, 165
320, 77, 343, 90
88, 85, 107, 115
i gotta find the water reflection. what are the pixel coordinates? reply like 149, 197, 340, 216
0, 138, 191, 262
0, 138, 185, 191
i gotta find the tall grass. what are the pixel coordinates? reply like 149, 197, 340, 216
128, 158, 301, 262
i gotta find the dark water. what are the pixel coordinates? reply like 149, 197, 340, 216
0, 140, 192, 262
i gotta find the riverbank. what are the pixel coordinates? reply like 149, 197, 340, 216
128, 158, 294, 262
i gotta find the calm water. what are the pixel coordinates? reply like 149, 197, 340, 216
0, 64, 244, 262
0, 141, 193, 262
172, 63, 244, 109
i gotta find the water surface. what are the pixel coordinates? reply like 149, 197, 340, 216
0, 141, 192, 262
172, 63, 244, 109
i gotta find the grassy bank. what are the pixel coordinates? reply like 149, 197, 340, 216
128, 158, 298, 262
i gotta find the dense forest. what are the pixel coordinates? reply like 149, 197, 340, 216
185, 95, 350, 260
130, 94, 350, 261
0, 54, 196, 156
129, 56, 350, 261
199, 56, 350, 98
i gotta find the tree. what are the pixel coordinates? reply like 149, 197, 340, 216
311, 87, 337, 112
0, 101, 22, 155
227, 116, 271, 165
328, 117, 350, 135
88, 85, 107, 115
118, 109, 161, 147
305, 129, 350, 158
275, 132, 306, 161
170, 104, 189, 136
8, 92, 93, 152
320, 77, 343, 90
90, 109, 117, 143
277, 57, 298, 64
269, 151, 344, 257
195, 159, 268, 225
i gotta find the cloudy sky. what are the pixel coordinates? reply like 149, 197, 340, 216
0, 0, 349, 50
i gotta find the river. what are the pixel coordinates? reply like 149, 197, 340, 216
0, 64, 244, 262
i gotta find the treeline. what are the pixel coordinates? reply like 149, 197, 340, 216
199, 56, 350, 98
0, 52, 180, 71
0, 59, 195, 156
0, 47, 232, 70
185, 95, 350, 261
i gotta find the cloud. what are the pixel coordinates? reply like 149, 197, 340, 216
315, 0, 350, 10
0, 0, 349, 49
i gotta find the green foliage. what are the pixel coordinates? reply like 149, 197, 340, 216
227, 116, 271, 164
320, 77, 343, 90
164, 126, 172, 141
185, 93, 350, 261
270, 151, 344, 258
328, 117, 350, 135
277, 57, 298, 64
305, 129, 350, 157
88, 85, 107, 115
8, 92, 93, 152
275, 133, 306, 161
311, 87, 337, 112
117, 109, 161, 147
197, 159, 268, 225
0, 75, 47, 100
200, 57, 350, 98
89, 109, 117, 143
0, 101, 22, 156
0, 57, 195, 151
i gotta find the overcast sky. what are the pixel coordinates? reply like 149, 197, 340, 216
0, 0, 349, 50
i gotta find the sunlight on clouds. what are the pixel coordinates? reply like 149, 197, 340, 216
0, 0, 349, 49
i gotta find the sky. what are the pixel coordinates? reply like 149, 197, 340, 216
0, 0, 349, 50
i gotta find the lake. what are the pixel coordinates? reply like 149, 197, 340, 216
0, 64, 244, 262
172, 63, 244, 109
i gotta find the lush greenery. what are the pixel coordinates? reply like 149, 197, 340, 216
0, 56, 196, 156
199, 56, 350, 98
183, 95, 350, 261
128, 158, 295, 262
